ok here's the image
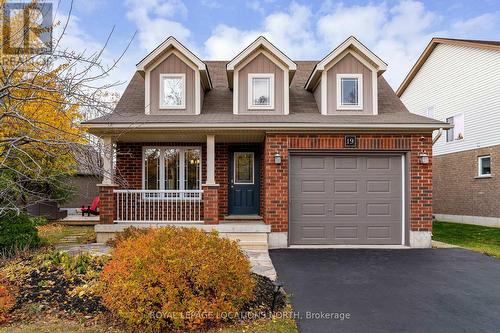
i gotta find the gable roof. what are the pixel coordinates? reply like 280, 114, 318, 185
83, 60, 448, 131
305, 36, 387, 91
397, 37, 500, 96
136, 36, 212, 89
226, 36, 297, 88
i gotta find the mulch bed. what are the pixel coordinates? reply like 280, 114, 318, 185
3, 251, 287, 327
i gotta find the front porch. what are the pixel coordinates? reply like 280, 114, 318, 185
95, 132, 273, 249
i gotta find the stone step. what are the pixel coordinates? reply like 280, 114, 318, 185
221, 233, 268, 242
222, 215, 263, 222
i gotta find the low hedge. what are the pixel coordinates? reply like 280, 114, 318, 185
99, 227, 255, 331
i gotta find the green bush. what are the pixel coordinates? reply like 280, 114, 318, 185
0, 212, 42, 254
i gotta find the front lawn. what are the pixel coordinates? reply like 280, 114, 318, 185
433, 221, 500, 258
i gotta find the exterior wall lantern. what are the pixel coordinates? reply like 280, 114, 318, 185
274, 152, 282, 165
419, 152, 430, 164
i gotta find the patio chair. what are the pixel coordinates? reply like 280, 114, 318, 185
81, 196, 100, 216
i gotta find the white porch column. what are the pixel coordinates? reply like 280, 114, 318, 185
206, 134, 216, 185
101, 136, 114, 185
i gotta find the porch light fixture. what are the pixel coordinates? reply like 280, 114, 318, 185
419, 152, 430, 164
274, 152, 282, 165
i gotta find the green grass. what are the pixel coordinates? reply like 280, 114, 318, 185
433, 221, 500, 258
1, 317, 298, 333
37, 224, 95, 245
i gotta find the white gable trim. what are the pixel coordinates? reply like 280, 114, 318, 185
313, 48, 380, 115
227, 36, 297, 71
232, 49, 289, 115
305, 36, 386, 91
137, 36, 206, 72
143, 48, 202, 115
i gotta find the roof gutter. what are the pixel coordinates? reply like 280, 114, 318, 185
82, 122, 451, 131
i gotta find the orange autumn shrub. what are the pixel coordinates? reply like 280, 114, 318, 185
99, 227, 255, 331
0, 277, 15, 324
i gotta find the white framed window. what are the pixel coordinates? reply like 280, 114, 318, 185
478, 156, 491, 177
143, 146, 201, 198
426, 106, 434, 119
160, 73, 186, 109
337, 74, 363, 110
248, 73, 274, 110
233, 152, 254, 184
446, 114, 464, 142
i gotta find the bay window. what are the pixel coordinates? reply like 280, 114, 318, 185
143, 147, 201, 198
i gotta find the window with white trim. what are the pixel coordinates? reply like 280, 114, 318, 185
337, 74, 363, 110
446, 114, 464, 142
248, 73, 274, 109
426, 106, 434, 119
143, 147, 201, 197
160, 73, 186, 109
478, 156, 491, 177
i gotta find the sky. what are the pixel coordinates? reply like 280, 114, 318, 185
54, 0, 500, 93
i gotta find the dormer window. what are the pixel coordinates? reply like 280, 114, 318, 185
160, 73, 186, 109
337, 74, 363, 110
248, 73, 274, 110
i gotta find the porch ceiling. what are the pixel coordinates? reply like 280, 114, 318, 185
106, 129, 265, 143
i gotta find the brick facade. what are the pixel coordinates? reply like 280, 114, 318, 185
433, 145, 500, 218
202, 184, 219, 224
262, 133, 434, 233
107, 134, 433, 234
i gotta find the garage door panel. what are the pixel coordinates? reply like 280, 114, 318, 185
290, 154, 404, 245
290, 199, 330, 219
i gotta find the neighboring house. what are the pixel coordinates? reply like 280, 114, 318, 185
83, 36, 448, 249
61, 145, 102, 212
397, 38, 500, 227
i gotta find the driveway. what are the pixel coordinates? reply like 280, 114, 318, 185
270, 249, 500, 333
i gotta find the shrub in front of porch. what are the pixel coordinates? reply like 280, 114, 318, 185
99, 227, 255, 331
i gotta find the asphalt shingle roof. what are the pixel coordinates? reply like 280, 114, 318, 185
84, 60, 445, 127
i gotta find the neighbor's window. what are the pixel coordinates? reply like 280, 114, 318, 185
446, 114, 464, 142
234, 152, 254, 184
160, 74, 186, 109
337, 74, 363, 110
478, 156, 491, 177
248, 74, 274, 109
143, 147, 201, 197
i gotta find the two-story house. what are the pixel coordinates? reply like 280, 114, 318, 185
398, 38, 500, 227
83, 36, 447, 249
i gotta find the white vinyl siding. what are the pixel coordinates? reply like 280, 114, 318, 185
400, 44, 500, 156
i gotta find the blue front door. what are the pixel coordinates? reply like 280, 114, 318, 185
229, 148, 260, 215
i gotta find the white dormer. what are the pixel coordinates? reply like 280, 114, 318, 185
137, 36, 212, 115
226, 36, 297, 115
305, 36, 387, 115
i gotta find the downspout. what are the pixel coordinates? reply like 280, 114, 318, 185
432, 128, 443, 145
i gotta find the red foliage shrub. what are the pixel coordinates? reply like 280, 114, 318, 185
99, 227, 255, 331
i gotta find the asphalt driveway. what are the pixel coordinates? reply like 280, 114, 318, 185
270, 248, 500, 333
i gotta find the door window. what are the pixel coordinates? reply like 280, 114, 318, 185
234, 152, 254, 184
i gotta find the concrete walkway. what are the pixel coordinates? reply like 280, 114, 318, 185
56, 243, 277, 280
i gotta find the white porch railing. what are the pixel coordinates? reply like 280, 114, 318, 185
114, 190, 204, 223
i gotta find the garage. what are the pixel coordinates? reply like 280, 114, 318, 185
289, 154, 405, 245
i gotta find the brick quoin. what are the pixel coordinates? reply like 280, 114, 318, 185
263, 133, 433, 233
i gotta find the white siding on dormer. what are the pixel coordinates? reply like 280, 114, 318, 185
401, 44, 500, 156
